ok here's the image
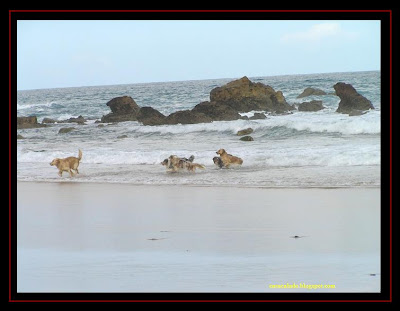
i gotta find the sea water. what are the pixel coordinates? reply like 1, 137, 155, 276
17, 71, 380, 188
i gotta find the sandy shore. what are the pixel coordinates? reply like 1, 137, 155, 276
17, 182, 380, 293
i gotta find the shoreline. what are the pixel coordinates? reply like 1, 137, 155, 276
16, 179, 381, 189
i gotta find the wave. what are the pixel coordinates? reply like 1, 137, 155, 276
17, 145, 380, 167
17, 101, 64, 110
117, 110, 380, 136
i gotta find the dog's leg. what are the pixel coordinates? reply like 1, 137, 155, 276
58, 170, 62, 177
75, 168, 79, 174
69, 169, 74, 177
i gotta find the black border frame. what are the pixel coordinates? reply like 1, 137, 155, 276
9, 9, 393, 303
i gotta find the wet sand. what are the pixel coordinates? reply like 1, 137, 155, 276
17, 182, 380, 292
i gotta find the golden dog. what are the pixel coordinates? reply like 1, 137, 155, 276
216, 149, 243, 168
50, 149, 82, 177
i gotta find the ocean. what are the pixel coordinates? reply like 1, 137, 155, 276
16, 70, 381, 188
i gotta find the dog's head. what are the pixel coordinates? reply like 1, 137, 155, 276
50, 158, 60, 167
161, 159, 168, 166
216, 149, 226, 155
213, 157, 220, 164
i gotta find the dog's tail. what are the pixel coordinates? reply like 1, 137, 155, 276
193, 163, 205, 170
78, 149, 82, 161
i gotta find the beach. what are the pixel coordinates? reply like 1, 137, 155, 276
17, 181, 380, 293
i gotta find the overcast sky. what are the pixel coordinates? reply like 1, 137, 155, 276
17, 20, 380, 90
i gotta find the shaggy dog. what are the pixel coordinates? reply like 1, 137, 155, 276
161, 155, 204, 172
213, 156, 224, 168
216, 149, 243, 168
50, 149, 82, 177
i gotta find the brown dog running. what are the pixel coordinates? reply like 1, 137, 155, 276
50, 149, 82, 177
216, 149, 243, 168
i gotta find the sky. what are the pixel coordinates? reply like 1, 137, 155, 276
17, 20, 380, 90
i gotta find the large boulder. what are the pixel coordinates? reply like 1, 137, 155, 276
101, 96, 140, 123
165, 110, 212, 125
298, 100, 325, 112
191, 101, 241, 121
136, 107, 166, 126
297, 87, 327, 98
17, 116, 46, 129
106, 96, 139, 114
210, 76, 293, 113
334, 82, 374, 114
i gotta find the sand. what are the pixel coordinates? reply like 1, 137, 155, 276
16, 182, 380, 293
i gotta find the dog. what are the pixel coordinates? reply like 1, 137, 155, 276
161, 155, 204, 172
216, 149, 243, 168
213, 156, 224, 168
50, 149, 82, 177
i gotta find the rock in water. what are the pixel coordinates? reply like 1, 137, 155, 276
58, 127, 75, 134
17, 116, 47, 129
210, 76, 293, 113
239, 135, 254, 141
298, 100, 325, 112
101, 96, 140, 122
237, 128, 254, 136
296, 87, 327, 98
136, 107, 166, 125
334, 82, 374, 114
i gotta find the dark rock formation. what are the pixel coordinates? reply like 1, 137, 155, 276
17, 116, 46, 129
239, 135, 254, 141
250, 112, 267, 120
191, 101, 241, 121
297, 87, 327, 98
165, 110, 212, 125
210, 76, 293, 113
59, 115, 86, 124
334, 82, 374, 114
58, 127, 75, 134
101, 96, 140, 123
298, 100, 325, 112
136, 107, 166, 126
237, 128, 254, 136
42, 117, 56, 124
100, 77, 292, 125
117, 135, 128, 139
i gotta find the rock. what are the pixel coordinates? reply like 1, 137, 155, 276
97, 124, 105, 128
240, 135, 254, 141
117, 135, 128, 139
17, 116, 46, 129
249, 112, 267, 120
42, 117, 56, 124
106, 96, 139, 114
101, 96, 140, 123
348, 110, 367, 116
296, 87, 327, 98
59, 115, 86, 124
165, 110, 213, 125
58, 127, 75, 134
191, 101, 241, 121
17, 134, 24, 139
334, 82, 374, 114
210, 76, 293, 113
298, 100, 325, 112
237, 128, 254, 136
136, 107, 166, 126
